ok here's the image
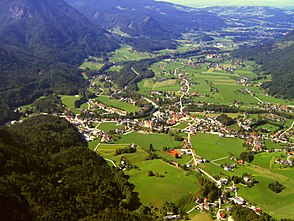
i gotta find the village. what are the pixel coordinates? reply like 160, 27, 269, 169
12, 24, 294, 221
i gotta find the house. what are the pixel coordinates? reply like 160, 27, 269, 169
255, 207, 262, 214
237, 159, 245, 165
243, 177, 251, 183
219, 211, 227, 221
220, 178, 228, 185
169, 149, 183, 158
229, 196, 245, 205
275, 158, 281, 164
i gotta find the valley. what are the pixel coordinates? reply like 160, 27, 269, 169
12, 6, 294, 220
1, 1, 294, 220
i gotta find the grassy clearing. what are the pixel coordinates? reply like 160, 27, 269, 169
139, 78, 181, 93
97, 122, 125, 132
80, 56, 104, 71
238, 167, 294, 219
96, 95, 140, 113
191, 112, 242, 119
188, 210, 213, 221
191, 133, 245, 160
109, 44, 152, 63
115, 132, 182, 150
125, 159, 200, 208
172, 122, 189, 129
60, 95, 80, 114
264, 140, 285, 150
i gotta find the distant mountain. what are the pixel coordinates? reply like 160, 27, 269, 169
65, 0, 226, 39
233, 30, 294, 99
0, 0, 119, 123
0, 0, 118, 63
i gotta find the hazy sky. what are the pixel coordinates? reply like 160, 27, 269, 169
158, 0, 294, 8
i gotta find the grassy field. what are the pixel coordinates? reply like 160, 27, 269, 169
172, 122, 189, 129
115, 132, 182, 150
191, 133, 246, 160
238, 165, 294, 219
97, 122, 125, 132
109, 44, 152, 63
144, 59, 294, 108
88, 139, 101, 151
198, 148, 294, 219
60, 95, 80, 114
125, 159, 200, 207
96, 95, 140, 113
264, 140, 286, 150
80, 56, 104, 71
138, 78, 181, 93
188, 210, 213, 221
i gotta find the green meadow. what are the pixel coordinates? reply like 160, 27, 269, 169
97, 122, 125, 132
115, 132, 182, 150
125, 159, 200, 207
96, 95, 140, 113
109, 44, 152, 63
191, 133, 246, 160
60, 95, 80, 114
80, 56, 104, 71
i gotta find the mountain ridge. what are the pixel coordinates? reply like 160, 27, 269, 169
0, 0, 119, 123
65, 0, 226, 39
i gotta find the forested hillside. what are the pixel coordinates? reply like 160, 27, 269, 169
0, 115, 156, 220
0, 0, 119, 124
65, 0, 226, 39
233, 30, 294, 99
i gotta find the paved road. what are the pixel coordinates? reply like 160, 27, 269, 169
131, 67, 140, 76
180, 78, 190, 113
280, 121, 294, 138
144, 97, 159, 108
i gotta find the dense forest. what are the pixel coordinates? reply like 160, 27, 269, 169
0, 0, 119, 124
65, 0, 226, 39
232, 30, 294, 99
0, 115, 157, 220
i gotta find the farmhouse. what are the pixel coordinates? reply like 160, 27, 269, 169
229, 196, 245, 205
169, 149, 183, 158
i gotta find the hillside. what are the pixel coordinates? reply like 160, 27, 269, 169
0, 115, 156, 220
65, 0, 226, 39
233, 30, 294, 99
0, 0, 118, 123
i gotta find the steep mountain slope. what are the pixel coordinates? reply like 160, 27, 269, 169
233, 30, 294, 99
0, 115, 156, 220
0, 0, 118, 123
0, 0, 117, 63
65, 0, 226, 39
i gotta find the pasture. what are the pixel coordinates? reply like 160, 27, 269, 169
109, 44, 152, 62
125, 159, 200, 208
191, 133, 246, 160
238, 166, 294, 219
97, 122, 125, 132
60, 95, 80, 114
80, 56, 104, 71
115, 132, 182, 150
95, 95, 140, 113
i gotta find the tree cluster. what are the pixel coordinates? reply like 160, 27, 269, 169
0, 115, 156, 220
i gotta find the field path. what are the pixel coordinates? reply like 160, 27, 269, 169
105, 158, 117, 167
